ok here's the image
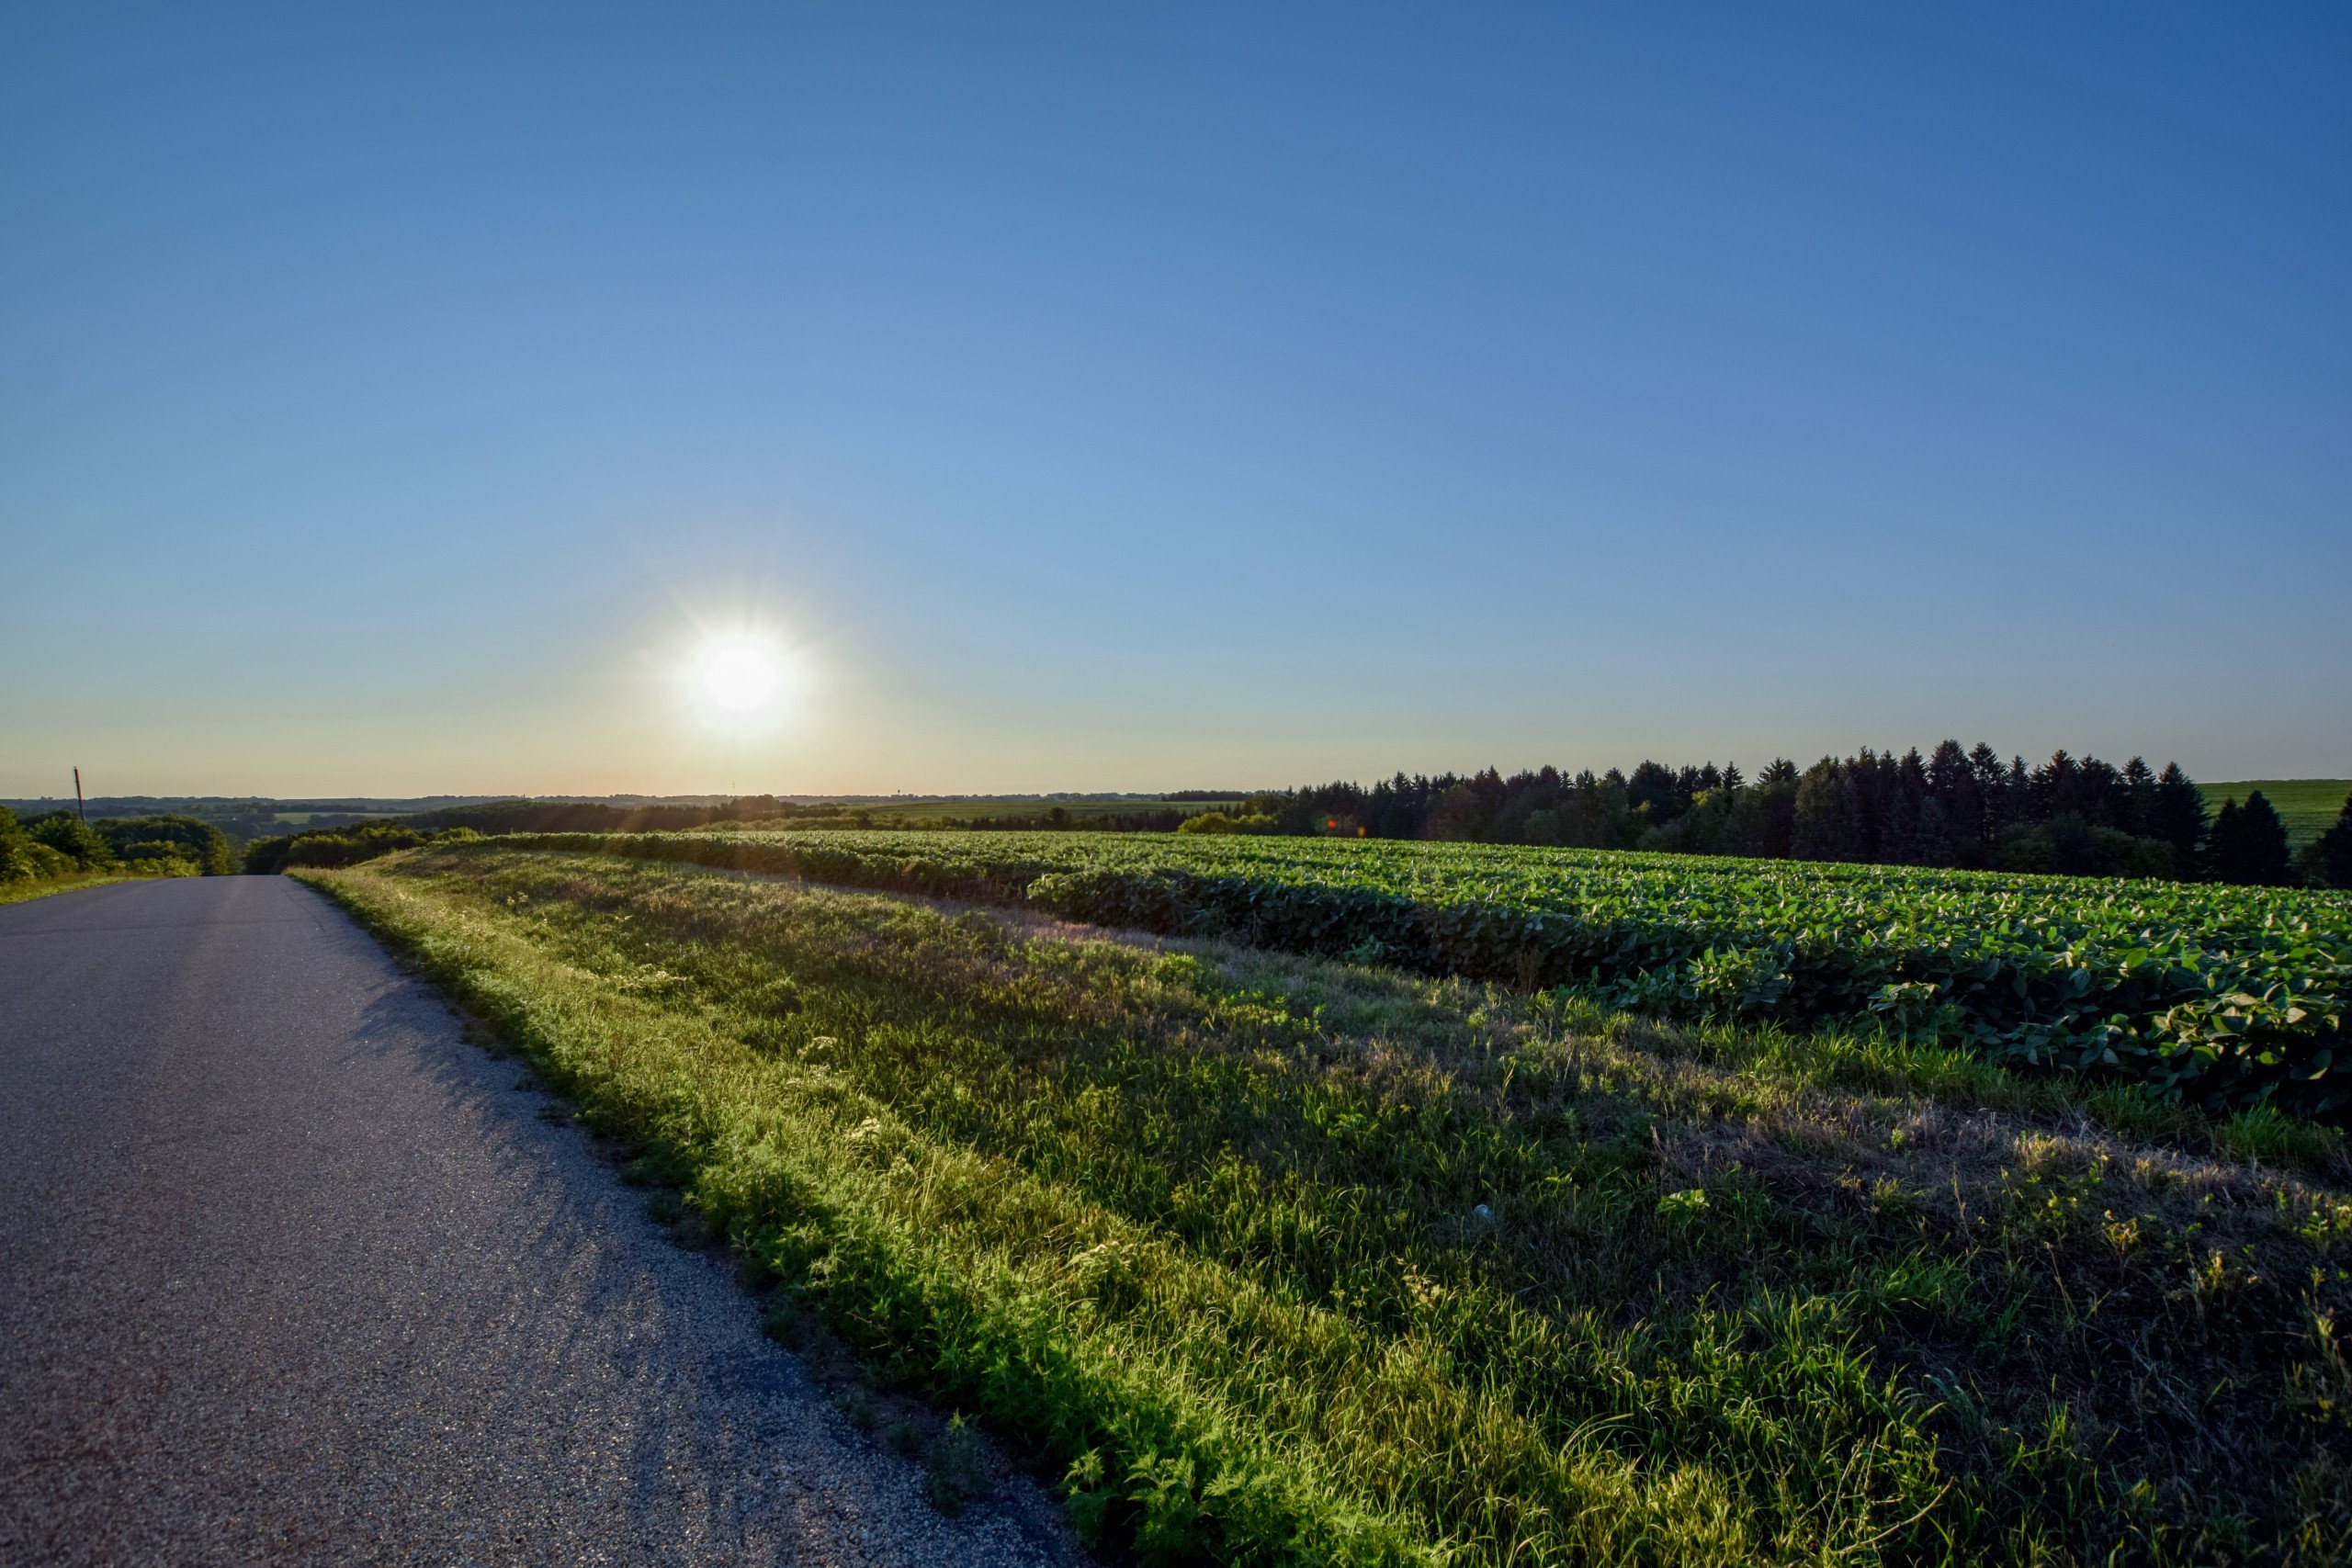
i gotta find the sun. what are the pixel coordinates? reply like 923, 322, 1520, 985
701, 640, 781, 713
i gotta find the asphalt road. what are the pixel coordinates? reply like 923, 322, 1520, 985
0, 875, 1084, 1567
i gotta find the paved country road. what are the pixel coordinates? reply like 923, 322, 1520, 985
0, 875, 1086, 1567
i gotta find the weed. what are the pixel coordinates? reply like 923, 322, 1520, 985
883, 1416, 926, 1459
926, 1416, 990, 1515
2217, 1103, 2346, 1172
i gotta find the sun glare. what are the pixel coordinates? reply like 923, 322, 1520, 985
701, 641, 781, 713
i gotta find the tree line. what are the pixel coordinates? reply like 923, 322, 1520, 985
1220, 744, 2351, 887
0, 808, 236, 886
402, 795, 1204, 836
224, 759, 2352, 891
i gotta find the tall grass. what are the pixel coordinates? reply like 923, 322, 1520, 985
303, 847, 2352, 1566
0, 867, 133, 906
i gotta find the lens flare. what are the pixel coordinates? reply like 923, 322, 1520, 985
702, 642, 780, 712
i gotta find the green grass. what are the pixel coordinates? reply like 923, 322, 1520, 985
302, 844, 2352, 1567
2202, 781, 2352, 850
482, 826, 2352, 1115
0, 869, 136, 906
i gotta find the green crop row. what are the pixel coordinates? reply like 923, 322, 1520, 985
485, 829, 2352, 1114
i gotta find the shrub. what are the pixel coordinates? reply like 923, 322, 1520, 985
250, 821, 470, 873
1993, 815, 2173, 879
112, 841, 201, 875
96, 814, 234, 875
0, 808, 77, 885
0, 839, 75, 883
285, 832, 411, 869
24, 812, 117, 870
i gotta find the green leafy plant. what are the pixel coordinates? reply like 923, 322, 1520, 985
471, 826, 2352, 1115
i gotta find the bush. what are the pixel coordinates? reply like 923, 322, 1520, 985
24, 811, 118, 870
96, 814, 234, 876
0, 808, 77, 885
249, 822, 473, 874
1993, 815, 2173, 879
112, 841, 201, 875
243, 835, 296, 874
286, 829, 421, 868
0, 839, 76, 883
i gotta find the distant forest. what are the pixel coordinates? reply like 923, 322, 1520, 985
1247, 744, 2352, 888
225, 747, 2352, 891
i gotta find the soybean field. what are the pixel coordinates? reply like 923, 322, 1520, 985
485, 828, 2352, 1116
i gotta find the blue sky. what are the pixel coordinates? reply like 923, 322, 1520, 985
4, 3, 2346, 797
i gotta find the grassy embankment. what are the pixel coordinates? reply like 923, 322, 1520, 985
0, 868, 135, 906
304, 842, 2352, 1568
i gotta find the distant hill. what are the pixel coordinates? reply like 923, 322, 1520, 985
2199, 780, 2350, 850
0, 793, 1251, 845
0, 795, 507, 846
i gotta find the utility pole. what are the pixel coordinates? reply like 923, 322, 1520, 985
74, 767, 85, 822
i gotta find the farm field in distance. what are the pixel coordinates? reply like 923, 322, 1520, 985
297, 834, 2352, 1566
827, 795, 1243, 823
2202, 781, 2352, 850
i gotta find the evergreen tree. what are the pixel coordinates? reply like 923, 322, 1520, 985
2207, 792, 2292, 886
1914, 795, 1959, 866
1732, 762, 1798, 857
2002, 757, 2031, 829
2077, 756, 2128, 828
2032, 750, 2077, 819
2121, 757, 2157, 836
1932, 740, 1987, 858
2148, 763, 2208, 873
2301, 792, 2352, 889
2205, 799, 2239, 878
1968, 742, 2004, 790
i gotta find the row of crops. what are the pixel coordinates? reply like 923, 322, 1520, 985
485, 828, 2352, 1113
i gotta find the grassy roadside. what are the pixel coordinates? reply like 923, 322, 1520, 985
301, 845, 2352, 1566
0, 870, 139, 907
